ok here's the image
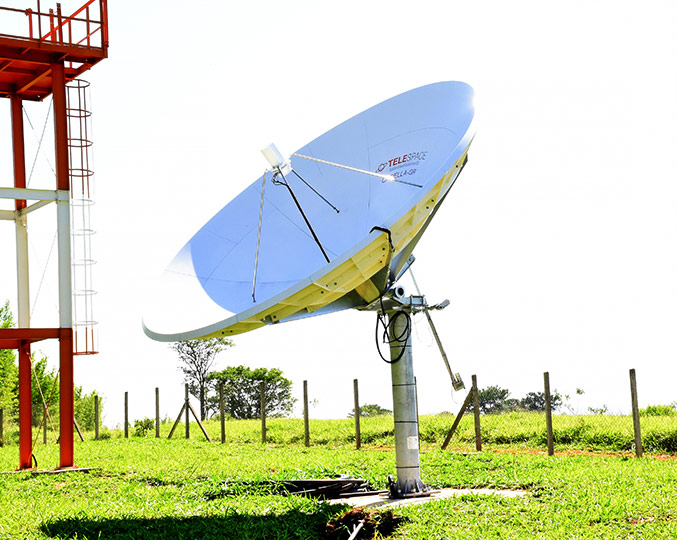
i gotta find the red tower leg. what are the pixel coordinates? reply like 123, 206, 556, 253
18, 341, 33, 469
52, 61, 75, 470
59, 329, 74, 468
12, 79, 32, 471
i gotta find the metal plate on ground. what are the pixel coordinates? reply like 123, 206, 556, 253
329, 488, 528, 509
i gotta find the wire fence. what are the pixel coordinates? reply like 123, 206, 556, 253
1, 368, 675, 456
439, 370, 677, 457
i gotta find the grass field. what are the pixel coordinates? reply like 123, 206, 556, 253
4, 411, 676, 454
1, 415, 676, 539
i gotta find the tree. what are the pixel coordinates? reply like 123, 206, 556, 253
520, 391, 562, 412
0, 301, 102, 434
468, 385, 512, 414
0, 301, 18, 415
0, 302, 59, 425
348, 403, 392, 418
170, 338, 233, 420
208, 365, 295, 419
74, 388, 100, 431
30, 354, 60, 426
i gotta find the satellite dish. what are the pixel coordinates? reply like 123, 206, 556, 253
143, 81, 475, 342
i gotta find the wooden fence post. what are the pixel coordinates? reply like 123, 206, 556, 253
441, 389, 474, 450
155, 387, 160, 438
124, 391, 129, 438
94, 394, 99, 441
261, 381, 267, 443
186, 401, 212, 442
219, 382, 225, 444
74, 418, 85, 442
544, 371, 554, 456
630, 368, 643, 457
353, 379, 361, 450
303, 380, 310, 447
472, 374, 482, 451
185, 384, 190, 440
168, 402, 186, 439
43, 406, 47, 444
167, 388, 210, 442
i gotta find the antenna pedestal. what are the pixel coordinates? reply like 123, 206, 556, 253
387, 308, 429, 498
366, 290, 432, 497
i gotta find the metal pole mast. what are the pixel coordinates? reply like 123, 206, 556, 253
387, 309, 427, 497
364, 287, 452, 497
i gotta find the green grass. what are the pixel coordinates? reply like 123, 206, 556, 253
119, 411, 675, 454
0, 434, 676, 539
237, 412, 675, 454
3, 411, 676, 454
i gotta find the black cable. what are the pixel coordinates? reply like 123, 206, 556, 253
291, 169, 340, 213
274, 171, 331, 263
375, 300, 412, 364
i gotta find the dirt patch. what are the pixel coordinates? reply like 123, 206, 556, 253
324, 508, 406, 539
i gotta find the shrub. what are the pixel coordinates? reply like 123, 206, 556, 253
134, 418, 155, 437
551, 420, 590, 444
348, 404, 392, 418
639, 404, 677, 417
643, 429, 677, 453
587, 405, 608, 415
74, 391, 101, 431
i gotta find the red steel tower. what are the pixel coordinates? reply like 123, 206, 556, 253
0, 1, 108, 470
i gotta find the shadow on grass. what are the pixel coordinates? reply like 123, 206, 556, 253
40, 507, 345, 540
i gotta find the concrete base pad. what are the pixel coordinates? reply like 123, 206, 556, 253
329, 488, 527, 509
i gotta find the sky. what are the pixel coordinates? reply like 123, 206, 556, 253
1, 0, 677, 427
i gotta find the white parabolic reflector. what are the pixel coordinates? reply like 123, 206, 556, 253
143, 82, 475, 341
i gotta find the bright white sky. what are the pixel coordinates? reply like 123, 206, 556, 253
1, 0, 676, 427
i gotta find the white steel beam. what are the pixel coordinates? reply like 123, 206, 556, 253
57, 190, 72, 328
19, 199, 54, 216
16, 211, 30, 327
0, 187, 60, 201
